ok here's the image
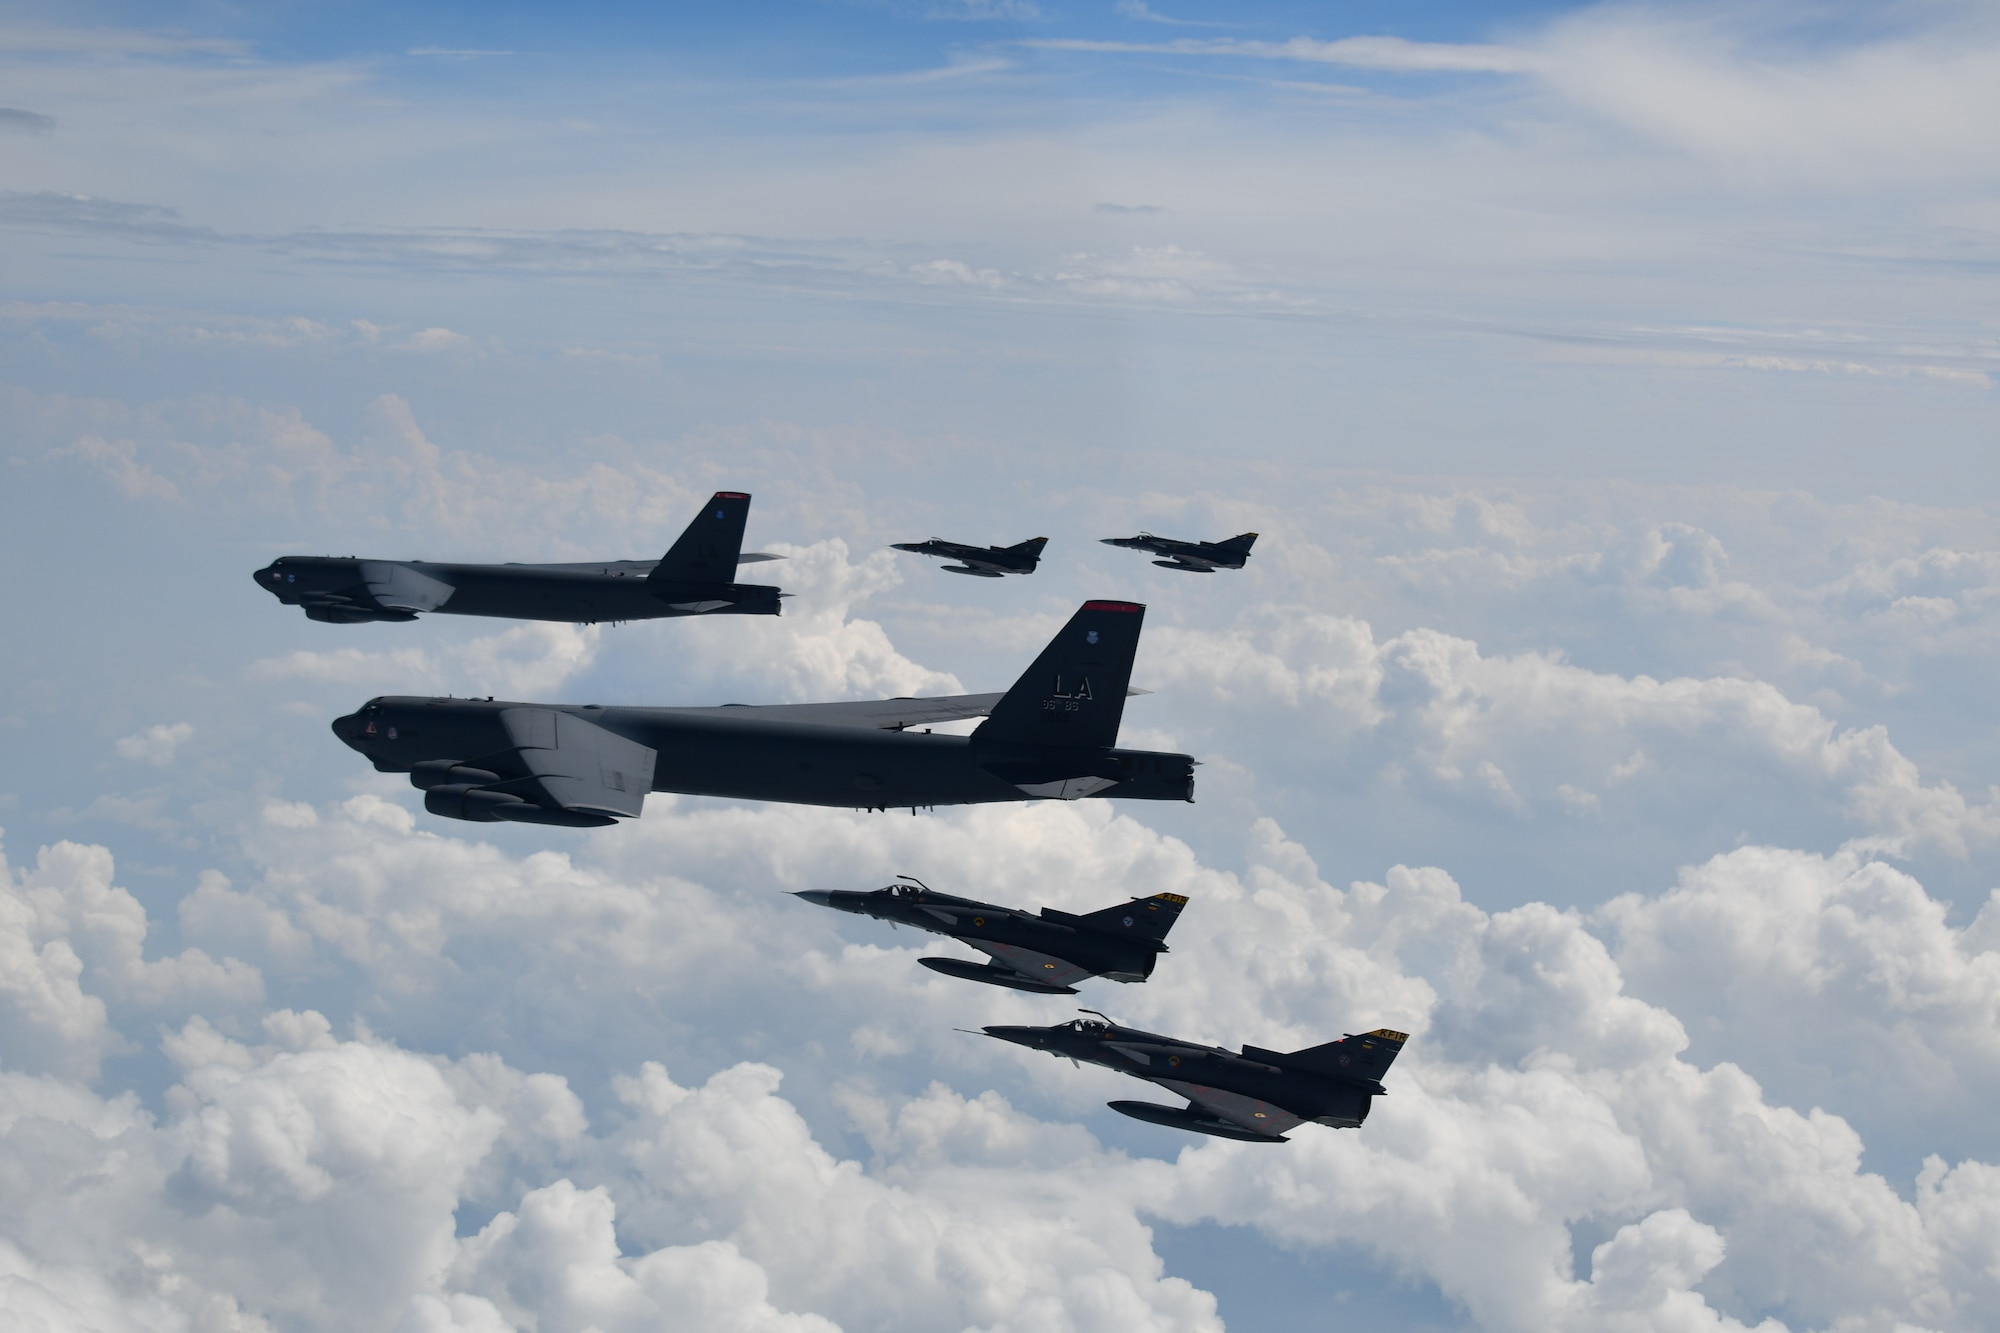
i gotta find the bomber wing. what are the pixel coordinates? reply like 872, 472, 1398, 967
500, 707, 656, 819
359, 561, 457, 612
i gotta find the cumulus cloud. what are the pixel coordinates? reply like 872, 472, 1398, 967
396, 326, 471, 352
0, 836, 263, 1080
114, 722, 193, 765
6, 802, 2000, 1330
248, 621, 604, 699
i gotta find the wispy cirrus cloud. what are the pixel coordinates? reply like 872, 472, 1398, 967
1025, 33, 1537, 74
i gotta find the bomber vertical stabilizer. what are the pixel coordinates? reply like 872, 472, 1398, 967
651, 492, 752, 585
973, 600, 1144, 750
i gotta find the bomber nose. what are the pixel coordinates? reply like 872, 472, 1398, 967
330, 713, 361, 746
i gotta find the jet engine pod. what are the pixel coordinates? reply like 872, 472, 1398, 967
1106, 1100, 1289, 1142
409, 760, 503, 791
423, 784, 526, 822
300, 597, 417, 624
918, 956, 1078, 994
490, 804, 618, 829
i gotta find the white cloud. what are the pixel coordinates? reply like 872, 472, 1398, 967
1024, 34, 1535, 74
7, 777, 2000, 1330
396, 326, 471, 352
1599, 843, 2000, 1166
0, 837, 264, 1080
113, 721, 193, 765
248, 621, 603, 699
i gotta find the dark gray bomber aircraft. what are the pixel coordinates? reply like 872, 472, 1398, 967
984, 1013, 1409, 1142
795, 876, 1189, 993
1101, 531, 1258, 572
890, 535, 1047, 577
331, 600, 1194, 827
255, 491, 783, 624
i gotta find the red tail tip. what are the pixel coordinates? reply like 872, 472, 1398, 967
1081, 600, 1145, 613
713, 491, 750, 500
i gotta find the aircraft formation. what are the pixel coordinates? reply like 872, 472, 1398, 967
260, 490, 1402, 1143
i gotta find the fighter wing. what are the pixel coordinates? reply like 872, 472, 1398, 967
359, 561, 456, 612
692, 693, 1006, 731
1151, 1078, 1306, 1137
965, 940, 1097, 988
499, 708, 657, 818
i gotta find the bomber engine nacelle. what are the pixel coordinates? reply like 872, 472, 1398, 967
423, 783, 524, 821
301, 600, 417, 624
420, 783, 616, 828
409, 761, 503, 791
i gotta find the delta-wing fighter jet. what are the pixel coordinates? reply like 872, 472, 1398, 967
331, 600, 1193, 828
795, 877, 1188, 993
984, 1013, 1408, 1142
1101, 531, 1257, 572
256, 491, 784, 624
891, 535, 1047, 577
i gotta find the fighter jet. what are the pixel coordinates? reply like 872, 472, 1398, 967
795, 877, 1189, 993
984, 1012, 1408, 1142
1100, 531, 1257, 573
891, 536, 1047, 577
331, 599, 1193, 827
255, 491, 784, 624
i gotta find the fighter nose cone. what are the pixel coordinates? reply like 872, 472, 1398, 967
792, 890, 836, 908
982, 1025, 1045, 1048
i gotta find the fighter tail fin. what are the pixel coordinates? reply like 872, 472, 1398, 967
1076, 892, 1188, 943
1008, 536, 1050, 557
972, 600, 1144, 750
650, 492, 752, 585
1217, 532, 1258, 554
1264, 1028, 1408, 1083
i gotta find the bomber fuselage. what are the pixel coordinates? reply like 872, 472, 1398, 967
332, 695, 1195, 810
255, 556, 780, 624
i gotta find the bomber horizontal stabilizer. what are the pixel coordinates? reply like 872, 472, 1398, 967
1107, 1100, 1289, 1142
697, 692, 1006, 731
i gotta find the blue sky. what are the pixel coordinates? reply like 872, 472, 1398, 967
4, 2, 2000, 1331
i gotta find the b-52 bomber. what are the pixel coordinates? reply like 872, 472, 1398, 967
1101, 531, 1257, 572
795, 877, 1188, 993
984, 1013, 1408, 1142
891, 535, 1047, 577
332, 600, 1194, 827
255, 491, 784, 624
